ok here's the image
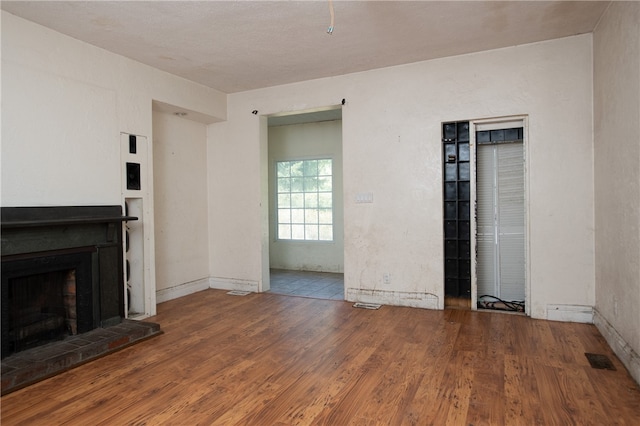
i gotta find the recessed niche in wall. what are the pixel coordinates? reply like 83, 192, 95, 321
442, 121, 471, 299
124, 198, 145, 316
126, 162, 141, 190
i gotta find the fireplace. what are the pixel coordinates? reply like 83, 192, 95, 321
1, 206, 135, 358
2, 251, 93, 356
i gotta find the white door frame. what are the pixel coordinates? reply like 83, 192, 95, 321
469, 116, 530, 314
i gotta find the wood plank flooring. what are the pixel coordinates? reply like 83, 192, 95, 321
2, 289, 639, 425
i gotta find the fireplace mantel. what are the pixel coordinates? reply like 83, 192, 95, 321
1, 205, 136, 229
1, 205, 135, 358
1, 205, 136, 257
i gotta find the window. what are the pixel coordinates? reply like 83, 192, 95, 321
276, 159, 333, 241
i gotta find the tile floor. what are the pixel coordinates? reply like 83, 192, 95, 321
269, 269, 344, 300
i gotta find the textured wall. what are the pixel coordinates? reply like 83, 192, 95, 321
153, 111, 210, 292
1, 11, 226, 207
1, 11, 226, 316
593, 1, 640, 381
209, 34, 595, 315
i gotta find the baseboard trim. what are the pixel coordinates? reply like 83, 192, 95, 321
156, 278, 210, 303
593, 308, 640, 385
546, 304, 593, 323
346, 288, 439, 310
209, 276, 259, 293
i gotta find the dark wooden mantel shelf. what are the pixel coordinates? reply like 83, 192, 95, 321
1, 206, 137, 229
1, 215, 138, 229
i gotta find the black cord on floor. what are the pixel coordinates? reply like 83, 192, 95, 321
478, 295, 525, 312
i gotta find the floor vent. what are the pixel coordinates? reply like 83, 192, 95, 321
585, 353, 616, 370
353, 302, 381, 310
227, 290, 251, 296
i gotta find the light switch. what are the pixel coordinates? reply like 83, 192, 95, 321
355, 192, 373, 203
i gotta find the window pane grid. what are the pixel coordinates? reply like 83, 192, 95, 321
277, 159, 333, 241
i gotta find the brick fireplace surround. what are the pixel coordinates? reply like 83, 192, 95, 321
1, 206, 162, 394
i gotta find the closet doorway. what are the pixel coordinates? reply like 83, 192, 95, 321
472, 118, 527, 313
442, 117, 528, 313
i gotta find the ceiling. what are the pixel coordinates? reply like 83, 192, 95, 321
2, 1, 610, 94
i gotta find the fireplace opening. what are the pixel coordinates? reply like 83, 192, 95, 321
2, 250, 94, 359
7, 269, 77, 354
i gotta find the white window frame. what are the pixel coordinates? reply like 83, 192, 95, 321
275, 157, 334, 242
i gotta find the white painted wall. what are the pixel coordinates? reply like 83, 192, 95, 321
206, 108, 264, 293
208, 34, 595, 316
1, 12, 226, 315
3, 11, 601, 324
593, 2, 640, 383
152, 111, 210, 294
1, 11, 226, 207
268, 120, 344, 273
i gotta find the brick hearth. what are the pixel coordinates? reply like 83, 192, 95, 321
1, 319, 161, 395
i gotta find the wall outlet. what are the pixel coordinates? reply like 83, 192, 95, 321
383, 272, 391, 285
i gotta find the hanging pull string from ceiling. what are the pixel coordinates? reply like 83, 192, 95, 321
327, 0, 335, 34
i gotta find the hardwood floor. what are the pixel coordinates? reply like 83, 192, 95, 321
2, 289, 639, 425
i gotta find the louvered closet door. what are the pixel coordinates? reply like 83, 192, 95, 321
476, 141, 525, 301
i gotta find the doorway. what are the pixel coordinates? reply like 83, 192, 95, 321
472, 118, 527, 313
266, 108, 345, 300
442, 118, 528, 312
